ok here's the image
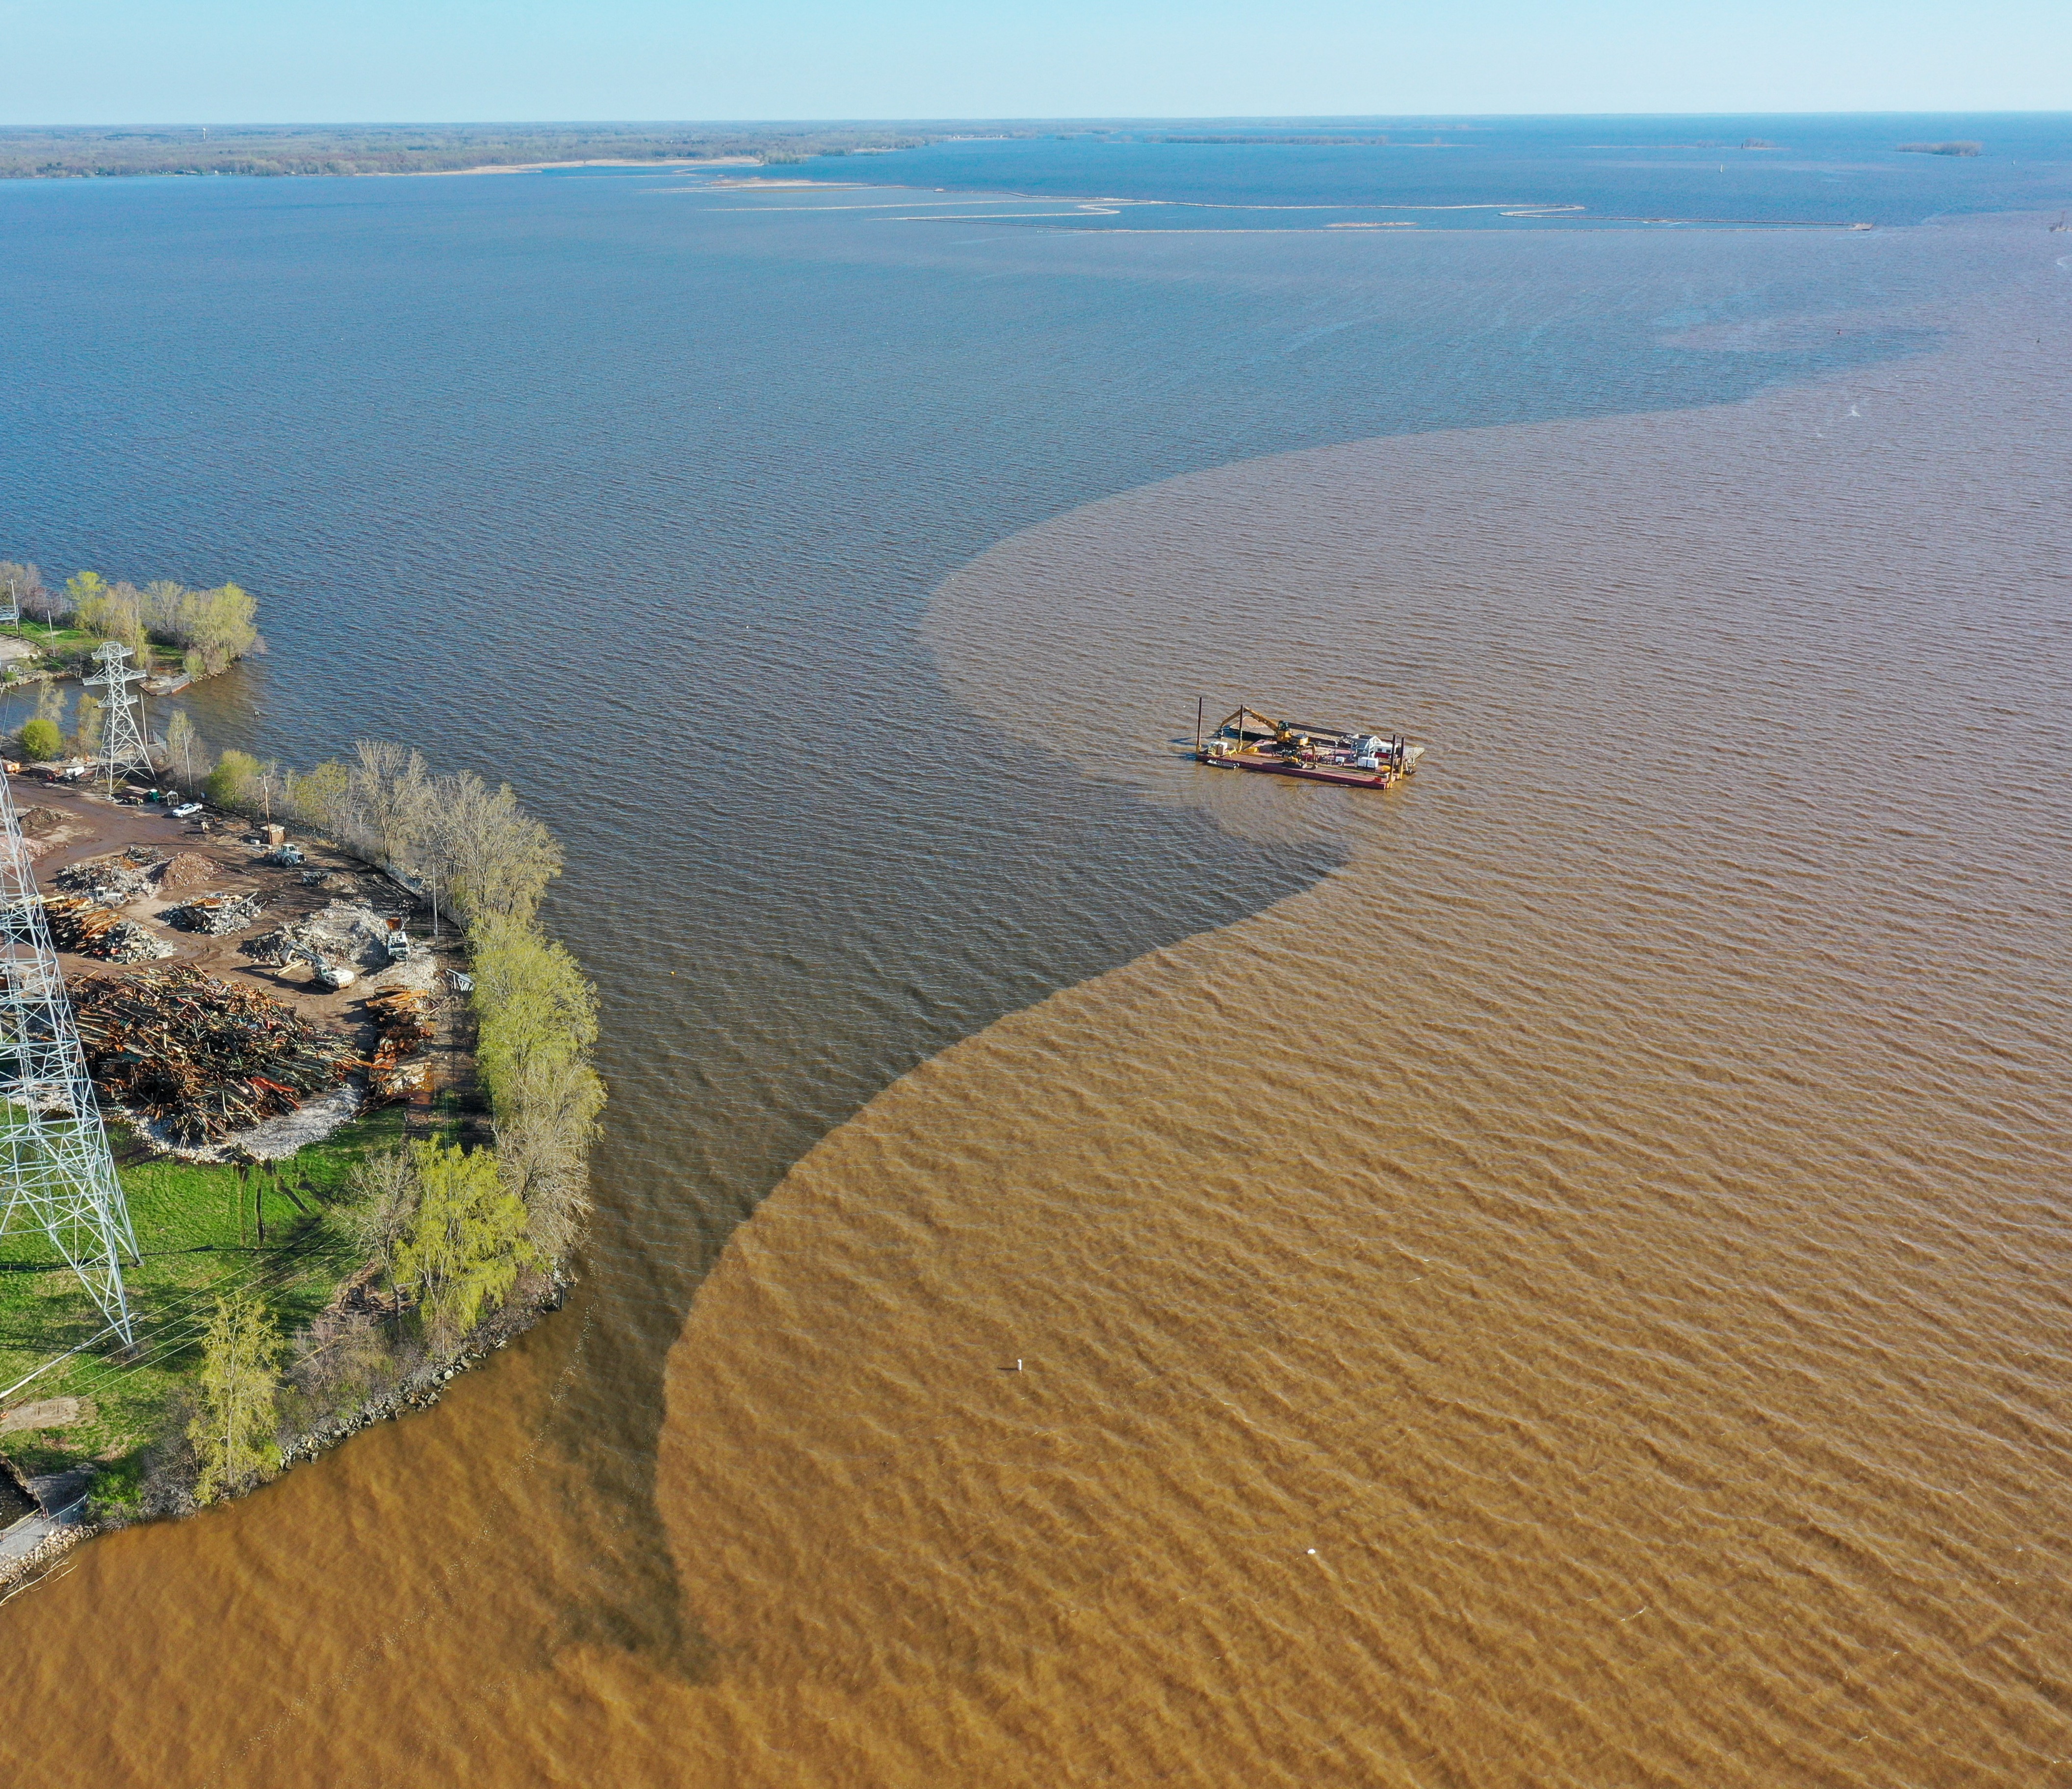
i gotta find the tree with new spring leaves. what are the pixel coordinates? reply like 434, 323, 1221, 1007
390, 1139, 537, 1351
190, 1288, 285, 1502
139, 577, 262, 675
205, 747, 264, 808
472, 917, 604, 1259
4, 559, 262, 673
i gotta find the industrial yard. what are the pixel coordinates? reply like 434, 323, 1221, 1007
0, 773, 484, 1549
18, 775, 476, 1124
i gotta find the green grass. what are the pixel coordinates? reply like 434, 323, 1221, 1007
0, 1107, 409, 1486
0, 625, 185, 674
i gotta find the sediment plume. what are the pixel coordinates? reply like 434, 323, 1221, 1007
653, 220, 2072, 1783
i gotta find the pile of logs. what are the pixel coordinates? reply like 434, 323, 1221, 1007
43, 895, 174, 963
364, 985, 433, 1102
70, 965, 358, 1142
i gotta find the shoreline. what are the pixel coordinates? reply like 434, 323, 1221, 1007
0, 738, 602, 1578
387, 155, 763, 177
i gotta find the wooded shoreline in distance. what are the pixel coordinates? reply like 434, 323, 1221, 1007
0, 122, 955, 180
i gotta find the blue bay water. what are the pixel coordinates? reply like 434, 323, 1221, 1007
848, 112, 2072, 224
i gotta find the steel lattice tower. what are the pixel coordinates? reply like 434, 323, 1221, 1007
84, 641, 155, 797
0, 761, 137, 1344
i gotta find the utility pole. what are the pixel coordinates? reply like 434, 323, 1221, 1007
0, 757, 138, 1343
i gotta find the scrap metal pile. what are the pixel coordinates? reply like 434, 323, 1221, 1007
364, 985, 433, 1102
43, 895, 176, 963
70, 965, 359, 1143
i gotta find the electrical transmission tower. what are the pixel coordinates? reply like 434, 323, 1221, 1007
0, 761, 137, 1345
84, 640, 155, 797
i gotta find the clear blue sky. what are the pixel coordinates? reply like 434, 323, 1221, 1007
2, 0, 2065, 126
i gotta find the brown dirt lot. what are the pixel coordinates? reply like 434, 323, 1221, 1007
12, 775, 479, 1133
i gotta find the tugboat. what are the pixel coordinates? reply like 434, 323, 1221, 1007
1195, 703, 1426, 790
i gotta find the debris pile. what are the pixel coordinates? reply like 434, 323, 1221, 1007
53, 854, 156, 905
71, 965, 359, 1143
43, 895, 177, 963
365, 985, 434, 1101
155, 851, 217, 891
242, 902, 404, 973
166, 892, 265, 935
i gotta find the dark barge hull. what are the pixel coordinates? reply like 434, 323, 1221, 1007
1199, 750, 1399, 789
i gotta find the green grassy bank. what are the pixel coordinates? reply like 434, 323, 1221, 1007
0, 1108, 407, 1489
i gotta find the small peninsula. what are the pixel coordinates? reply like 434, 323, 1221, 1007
0, 562, 602, 1585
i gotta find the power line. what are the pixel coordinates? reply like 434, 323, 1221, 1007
82, 640, 155, 795
0, 756, 138, 1342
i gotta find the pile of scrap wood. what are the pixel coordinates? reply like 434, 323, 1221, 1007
43, 895, 175, 963
70, 965, 359, 1142
364, 985, 433, 1101
54, 852, 157, 905
166, 892, 265, 935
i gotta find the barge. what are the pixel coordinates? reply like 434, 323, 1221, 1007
1195, 703, 1426, 790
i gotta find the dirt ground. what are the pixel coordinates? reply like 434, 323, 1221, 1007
12, 775, 478, 1142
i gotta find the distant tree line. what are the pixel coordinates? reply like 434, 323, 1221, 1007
0, 557, 262, 679
0, 122, 942, 181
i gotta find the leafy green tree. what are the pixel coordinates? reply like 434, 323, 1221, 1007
73, 694, 104, 755
205, 748, 261, 808
288, 758, 350, 834
61, 569, 105, 621
139, 578, 262, 675
189, 1289, 285, 1502
18, 716, 60, 761
74, 580, 151, 666
470, 917, 604, 1258
390, 1139, 536, 1351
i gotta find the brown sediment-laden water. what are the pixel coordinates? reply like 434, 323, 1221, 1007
0, 203, 2066, 1784
653, 220, 2072, 1784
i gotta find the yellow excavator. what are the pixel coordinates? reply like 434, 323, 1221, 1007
1211, 706, 1307, 754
